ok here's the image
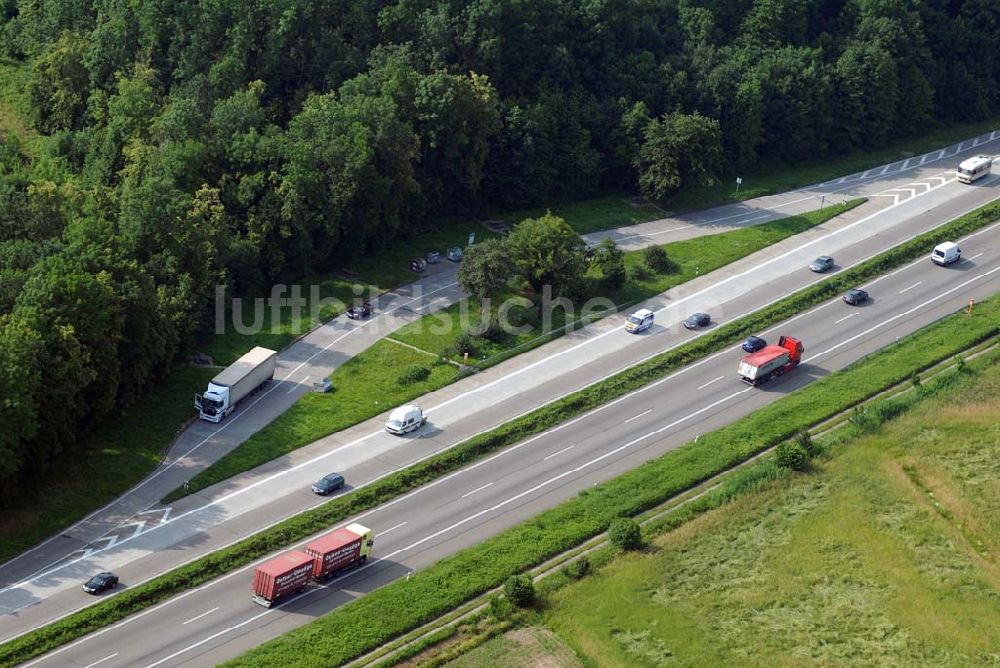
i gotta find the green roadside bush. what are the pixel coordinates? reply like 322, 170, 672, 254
775, 441, 810, 471
397, 365, 431, 385
608, 517, 643, 550
561, 556, 591, 580
644, 245, 670, 272
503, 575, 534, 607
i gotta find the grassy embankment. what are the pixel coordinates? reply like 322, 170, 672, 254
220, 303, 999, 667
539, 358, 1000, 667
1, 198, 995, 668
420, 354, 1000, 668
173, 200, 861, 499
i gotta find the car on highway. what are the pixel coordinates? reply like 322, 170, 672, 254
809, 255, 834, 272
311, 473, 345, 495
742, 335, 767, 353
625, 308, 654, 333
683, 312, 710, 329
931, 241, 961, 266
82, 572, 118, 595
346, 302, 373, 319
843, 288, 869, 305
385, 404, 427, 435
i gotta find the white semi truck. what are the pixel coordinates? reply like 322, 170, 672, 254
194, 346, 277, 422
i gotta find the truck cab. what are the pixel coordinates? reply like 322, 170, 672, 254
194, 382, 231, 423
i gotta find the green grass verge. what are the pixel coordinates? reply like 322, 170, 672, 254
543, 357, 1000, 666
0, 365, 215, 564
173, 200, 861, 500
201, 274, 378, 366
220, 301, 999, 667
666, 115, 1000, 213
2, 200, 996, 668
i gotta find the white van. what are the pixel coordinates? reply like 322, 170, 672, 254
625, 308, 654, 333
931, 241, 961, 266
385, 404, 426, 435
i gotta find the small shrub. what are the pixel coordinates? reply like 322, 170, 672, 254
480, 321, 507, 344
775, 440, 809, 471
955, 356, 967, 373
911, 371, 921, 387
627, 263, 652, 281
794, 430, 817, 457
397, 365, 431, 386
608, 517, 643, 551
488, 593, 514, 620
561, 555, 592, 580
643, 245, 670, 273
504, 574, 535, 607
455, 332, 476, 355
437, 346, 457, 364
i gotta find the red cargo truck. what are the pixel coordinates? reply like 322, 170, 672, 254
252, 550, 314, 607
738, 335, 804, 386
304, 523, 374, 581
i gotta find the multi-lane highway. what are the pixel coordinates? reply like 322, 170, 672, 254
16, 188, 1000, 664
2, 140, 999, 634
5, 128, 994, 592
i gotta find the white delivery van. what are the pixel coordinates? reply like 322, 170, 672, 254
931, 241, 961, 266
385, 404, 426, 435
625, 308, 654, 333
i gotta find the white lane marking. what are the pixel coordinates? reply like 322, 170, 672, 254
834, 313, 858, 324
623, 410, 652, 424
11, 197, 1000, 636
182, 607, 219, 625
287, 377, 307, 394
398, 388, 754, 555
544, 445, 576, 461
898, 281, 922, 294
29, 249, 1000, 664
697, 375, 725, 390
807, 265, 1000, 364
376, 522, 407, 537
967, 252, 984, 261
83, 654, 118, 668
460, 482, 494, 499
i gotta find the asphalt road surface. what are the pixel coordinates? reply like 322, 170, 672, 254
2, 138, 1000, 637
6, 128, 995, 586
19, 202, 1000, 666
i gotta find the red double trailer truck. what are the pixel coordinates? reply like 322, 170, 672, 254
252, 523, 374, 607
738, 335, 804, 386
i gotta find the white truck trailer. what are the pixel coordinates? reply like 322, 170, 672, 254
194, 346, 277, 422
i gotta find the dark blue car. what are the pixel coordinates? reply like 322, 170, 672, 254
742, 336, 767, 353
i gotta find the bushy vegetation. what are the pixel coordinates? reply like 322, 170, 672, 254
608, 518, 643, 551
503, 575, 535, 608
1, 0, 998, 499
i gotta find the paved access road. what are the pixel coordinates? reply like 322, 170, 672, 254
26, 196, 1000, 668
1, 132, 998, 634
9, 128, 993, 579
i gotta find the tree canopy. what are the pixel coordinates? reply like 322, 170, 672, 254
0, 0, 997, 497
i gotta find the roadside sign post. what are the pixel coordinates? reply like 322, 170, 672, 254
735, 176, 742, 197
821, 194, 826, 209
968, 298, 975, 314
468, 232, 476, 247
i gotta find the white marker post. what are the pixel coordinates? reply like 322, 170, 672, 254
735, 176, 742, 197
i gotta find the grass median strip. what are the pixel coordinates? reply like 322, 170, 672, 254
222, 297, 1000, 667
168, 200, 863, 502
1, 200, 996, 668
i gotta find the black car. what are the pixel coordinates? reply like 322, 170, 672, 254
742, 335, 767, 353
346, 302, 373, 319
83, 572, 118, 594
311, 473, 345, 495
809, 256, 834, 272
683, 312, 710, 329
843, 288, 869, 305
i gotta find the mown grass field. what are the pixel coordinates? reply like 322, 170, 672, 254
444, 627, 582, 668
0, 365, 215, 563
541, 362, 1000, 667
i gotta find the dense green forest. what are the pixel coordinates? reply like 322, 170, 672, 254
0, 0, 997, 499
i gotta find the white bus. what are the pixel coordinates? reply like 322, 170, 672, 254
957, 155, 992, 184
